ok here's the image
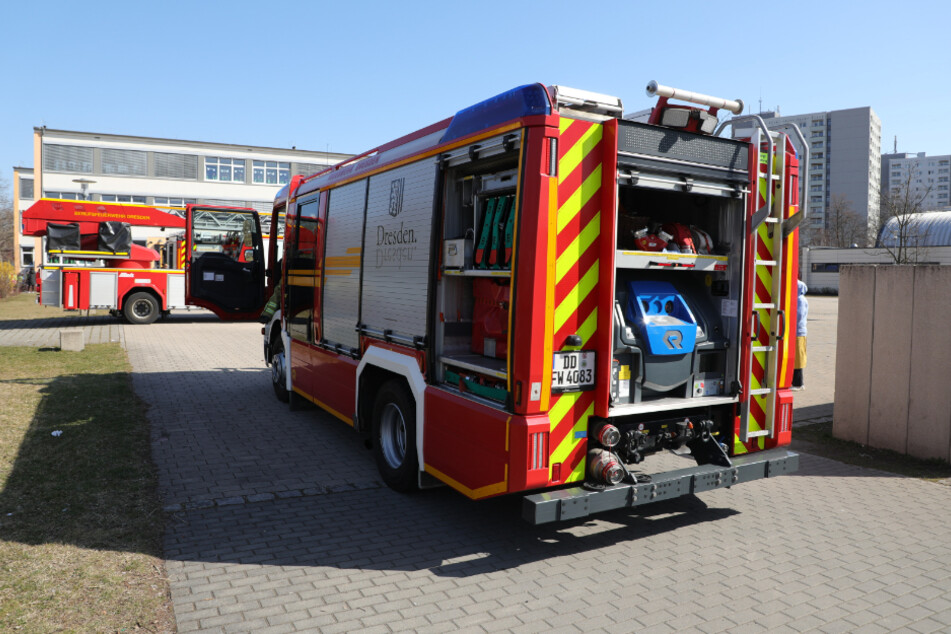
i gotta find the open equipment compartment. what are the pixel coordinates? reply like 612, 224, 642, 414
610, 119, 750, 414
434, 136, 520, 406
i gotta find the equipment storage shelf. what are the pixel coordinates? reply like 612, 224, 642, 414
608, 395, 737, 417
440, 354, 507, 380
615, 250, 728, 272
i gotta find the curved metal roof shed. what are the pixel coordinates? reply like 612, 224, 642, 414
878, 211, 951, 247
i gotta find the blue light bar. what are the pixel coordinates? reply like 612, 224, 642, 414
441, 84, 551, 143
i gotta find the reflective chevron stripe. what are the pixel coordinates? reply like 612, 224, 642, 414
549, 118, 603, 483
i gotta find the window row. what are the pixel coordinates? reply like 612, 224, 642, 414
44, 144, 321, 185
204, 158, 296, 184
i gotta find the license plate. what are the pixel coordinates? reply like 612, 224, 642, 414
552, 351, 596, 392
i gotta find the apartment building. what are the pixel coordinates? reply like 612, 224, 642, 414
881, 152, 951, 213
11, 127, 351, 273
758, 107, 881, 245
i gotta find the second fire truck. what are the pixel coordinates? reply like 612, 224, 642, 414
21, 199, 268, 323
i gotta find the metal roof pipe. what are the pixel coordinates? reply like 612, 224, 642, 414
646, 81, 744, 115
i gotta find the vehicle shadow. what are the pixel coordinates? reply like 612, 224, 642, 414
793, 403, 833, 422
0, 371, 162, 558
0, 364, 741, 571
163, 485, 740, 579
0, 315, 118, 330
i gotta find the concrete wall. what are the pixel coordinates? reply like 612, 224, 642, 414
834, 265, 951, 462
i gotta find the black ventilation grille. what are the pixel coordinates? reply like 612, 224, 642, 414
619, 121, 748, 172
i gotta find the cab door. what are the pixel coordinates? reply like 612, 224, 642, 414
185, 206, 266, 319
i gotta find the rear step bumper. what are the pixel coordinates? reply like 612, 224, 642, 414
522, 448, 798, 524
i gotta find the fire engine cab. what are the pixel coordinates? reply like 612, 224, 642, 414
244, 81, 806, 523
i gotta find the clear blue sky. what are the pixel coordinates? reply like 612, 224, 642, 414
2, 0, 948, 183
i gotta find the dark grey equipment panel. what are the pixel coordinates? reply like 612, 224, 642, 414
617, 120, 749, 184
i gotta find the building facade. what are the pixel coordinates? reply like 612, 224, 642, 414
12, 127, 352, 273
759, 107, 881, 245
881, 152, 951, 212
11, 166, 35, 269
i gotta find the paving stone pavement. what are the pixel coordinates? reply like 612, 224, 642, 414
0, 301, 125, 348
791, 296, 837, 424
9, 298, 951, 632
115, 301, 951, 633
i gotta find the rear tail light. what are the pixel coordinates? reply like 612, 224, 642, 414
588, 448, 624, 485
530, 432, 548, 470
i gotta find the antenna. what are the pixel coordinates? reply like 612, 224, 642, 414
893, 135, 897, 154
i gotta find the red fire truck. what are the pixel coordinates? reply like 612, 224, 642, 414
240, 82, 807, 523
22, 199, 267, 324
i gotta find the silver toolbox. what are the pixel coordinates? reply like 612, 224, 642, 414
443, 238, 472, 269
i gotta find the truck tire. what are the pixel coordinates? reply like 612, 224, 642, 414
269, 336, 289, 403
123, 292, 160, 325
372, 380, 419, 492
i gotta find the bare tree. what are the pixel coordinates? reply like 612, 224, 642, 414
805, 194, 866, 248
0, 177, 14, 264
878, 170, 932, 264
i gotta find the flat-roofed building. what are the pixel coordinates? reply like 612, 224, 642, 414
12, 127, 351, 273
881, 152, 951, 212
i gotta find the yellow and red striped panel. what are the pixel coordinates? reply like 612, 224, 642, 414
549, 117, 603, 484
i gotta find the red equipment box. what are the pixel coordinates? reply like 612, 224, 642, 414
471, 278, 509, 359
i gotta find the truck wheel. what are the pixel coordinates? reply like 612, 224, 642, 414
372, 380, 419, 492
123, 292, 159, 325
270, 336, 289, 403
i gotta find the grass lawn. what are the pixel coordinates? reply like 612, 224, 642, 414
0, 292, 110, 322
0, 295, 173, 632
0, 292, 70, 321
